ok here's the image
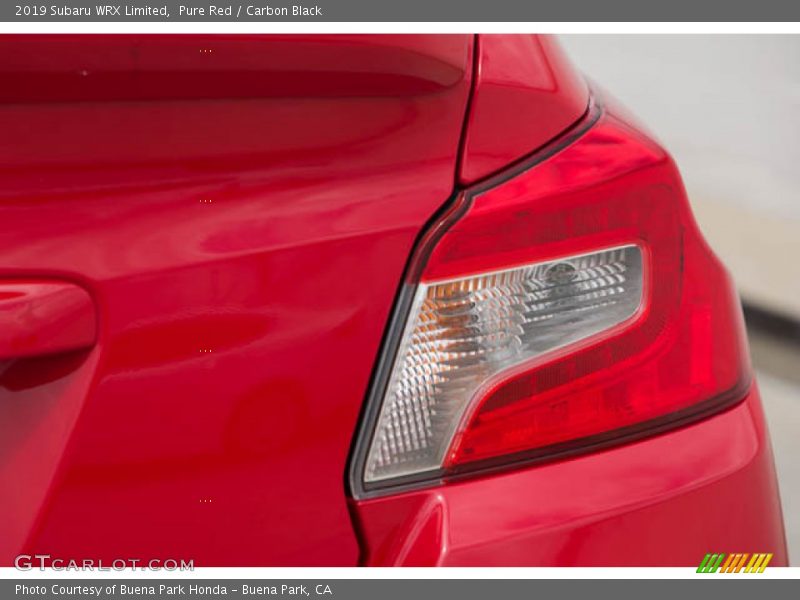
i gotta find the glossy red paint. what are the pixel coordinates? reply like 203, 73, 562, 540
458, 35, 589, 184
0, 280, 96, 360
0, 34, 470, 102
0, 34, 473, 566
354, 387, 787, 566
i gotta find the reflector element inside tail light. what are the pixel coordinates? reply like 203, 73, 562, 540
366, 246, 644, 482
353, 102, 750, 494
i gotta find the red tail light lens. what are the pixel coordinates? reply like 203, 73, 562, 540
352, 101, 750, 494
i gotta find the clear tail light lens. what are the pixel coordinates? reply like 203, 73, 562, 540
352, 102, 750, 494
366, 245, 644, 482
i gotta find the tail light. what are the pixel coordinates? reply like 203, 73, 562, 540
350, 100, 750, 495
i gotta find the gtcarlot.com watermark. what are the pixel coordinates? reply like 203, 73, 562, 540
14, 554, 194, 571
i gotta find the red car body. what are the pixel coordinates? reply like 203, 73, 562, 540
0, 34, 787, 566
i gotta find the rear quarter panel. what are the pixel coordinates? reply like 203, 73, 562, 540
0, 34, 473, 566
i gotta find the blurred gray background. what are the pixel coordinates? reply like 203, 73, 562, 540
561, 35, 800, 562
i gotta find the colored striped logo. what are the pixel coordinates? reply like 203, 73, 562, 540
697, 553, 773, 573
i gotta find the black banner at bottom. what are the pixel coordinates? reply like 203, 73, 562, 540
5, 579, 799, 600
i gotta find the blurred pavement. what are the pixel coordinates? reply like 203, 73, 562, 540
750, 325, 800, 563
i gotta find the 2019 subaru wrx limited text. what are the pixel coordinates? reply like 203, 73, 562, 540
0, 34, 787, 566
